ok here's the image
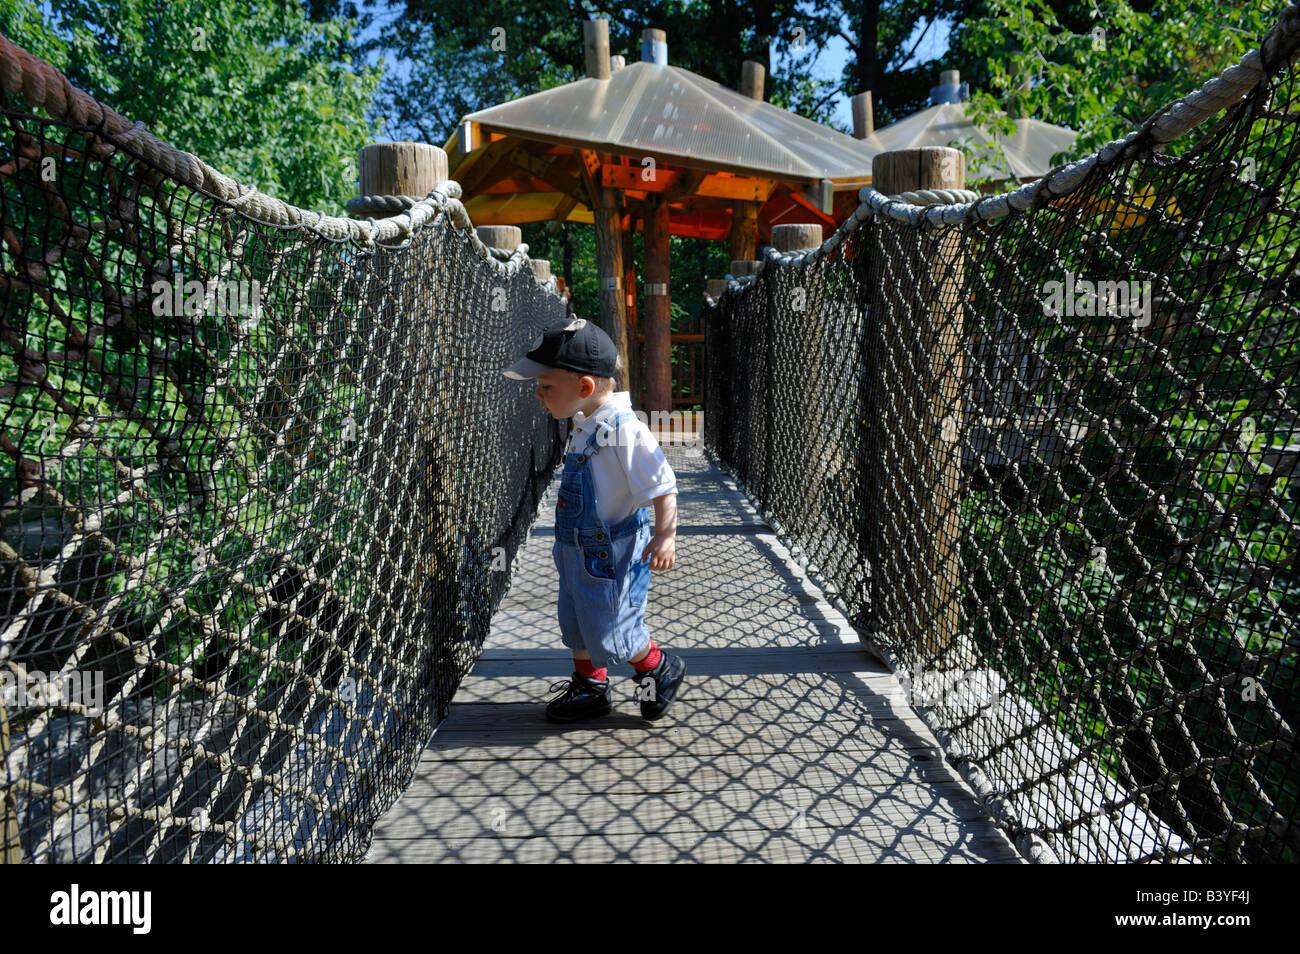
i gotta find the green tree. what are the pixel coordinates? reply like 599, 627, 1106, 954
0, 0, 384, 212
950, 0, 1280, 188
365, 0, 840, 142
808, 0, 989, 130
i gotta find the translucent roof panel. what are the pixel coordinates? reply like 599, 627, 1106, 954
856, 102, 1079, 180
462, 61, 876, 183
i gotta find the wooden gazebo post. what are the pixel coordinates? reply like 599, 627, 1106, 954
622, 222, 640, 404
633, 28, 673, 415
727, 60, 765, 264
643, 189, 672, 413
579, 18, 630, 393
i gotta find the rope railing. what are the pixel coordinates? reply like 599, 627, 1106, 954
705, 4, 1300, 863
0, 31, 569, 861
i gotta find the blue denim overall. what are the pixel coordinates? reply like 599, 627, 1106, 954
553, 410, 654, 669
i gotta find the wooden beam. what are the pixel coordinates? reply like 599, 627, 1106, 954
454, 138, 516, 198
662, 168, 710, 204
545, 194, 582, 233
602, 164, 677, 192
601, 164, 775, 202
785, 188, 838, 227
577, 148, 603, 206
462, 193, 593, 225
506, 145, 587, 207
697, 174, 775, 202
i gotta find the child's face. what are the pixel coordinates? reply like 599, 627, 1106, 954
533, 368, 595, 419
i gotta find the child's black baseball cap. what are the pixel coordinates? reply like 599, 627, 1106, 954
502, 317, 618, 380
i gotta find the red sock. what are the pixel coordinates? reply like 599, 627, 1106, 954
631, 641, 662, 672
575, 656, 607, 681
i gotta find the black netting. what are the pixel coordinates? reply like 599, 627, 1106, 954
0, 85, 568, 860
706, 14, 1300, 862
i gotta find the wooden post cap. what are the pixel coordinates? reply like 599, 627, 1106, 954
348, 142, 448, 218
705, 279, 728, 298
730, 260, 761, 278
358, 142, 447, 198
872, 147, 965, 195
476, 225, 522, 250
529, 259, 552, 280
770, 224, 824, 252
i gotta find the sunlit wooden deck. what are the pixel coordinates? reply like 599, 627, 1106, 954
363, 439, 1022, 863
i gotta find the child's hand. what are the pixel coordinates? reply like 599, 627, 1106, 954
641, 532, 675, 570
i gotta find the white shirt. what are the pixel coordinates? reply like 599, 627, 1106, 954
565, 391, 678, 525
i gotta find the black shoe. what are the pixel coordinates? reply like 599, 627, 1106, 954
545, 671, 612, 723
631, 651, 687, 722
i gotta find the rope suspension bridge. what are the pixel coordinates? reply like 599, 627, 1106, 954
1, 6, 1298, 864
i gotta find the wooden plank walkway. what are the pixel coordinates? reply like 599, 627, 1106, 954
364, 439, 1023, 863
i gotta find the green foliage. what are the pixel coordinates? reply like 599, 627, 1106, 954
1, 0, 384, 213
0, 108, 376, 700
952, 0, 1281, 189
370, 0, 840, 142
0, 0, 70, 64
815, 0, 989, 128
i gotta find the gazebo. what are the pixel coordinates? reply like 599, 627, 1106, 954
852, 69, 1079, 188
443, 19, 877, 412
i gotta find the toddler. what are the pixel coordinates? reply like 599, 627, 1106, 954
504, 316, 686, 722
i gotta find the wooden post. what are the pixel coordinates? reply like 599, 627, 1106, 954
357, 142, 447, 203
641, 27, 667, 64
529, 259, 551, 281
623, 225, 640, 405
728, 60, 765, 263
770, 224, 822, 253
476, 225, 522, 252
592, 183, 629, 390
869, 147, 968, 665
705, 278, 727, 301
643, 193, 672, 413
344, 139, 466, 732
852, 91, 874, 139
770, 223, 826, 524
353, 142, 451, 589
580, 22, 630, 386
583, 19, 611, 81
0, 699, 23, 862
729, 259, 761, 281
